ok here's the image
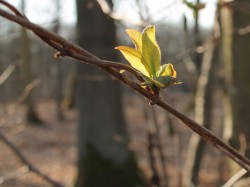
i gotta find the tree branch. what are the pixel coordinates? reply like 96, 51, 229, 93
0, 64, 15, 86
222, 168, 247, 187
97, 0, 148, 26
0, 1, 250, 173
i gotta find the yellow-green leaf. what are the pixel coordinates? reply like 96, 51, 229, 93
157, 63, 176, 78
141, 25, 161, 77
115, 46, 150, 77
153, 76, 178, 88
115, 25, 182, 91
126, 29, 142, 52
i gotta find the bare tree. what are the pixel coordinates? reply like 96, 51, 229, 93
74, 0, 143, 186
19, 0, 42, 124
230, 0, 250, 159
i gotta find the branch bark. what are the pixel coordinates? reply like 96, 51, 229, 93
0, 1, 250, 173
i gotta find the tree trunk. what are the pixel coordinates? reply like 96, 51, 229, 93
219, 0, 234, 144
74, 0, 143, 187
53, 0, 64, 120
19, 0, 41, 124
183, 3, 216, 186
183, 37, 217, 187
230, 0, 250, 158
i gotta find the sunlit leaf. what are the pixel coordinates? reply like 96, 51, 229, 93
157, 63, 176, 78
115, 25, 182, 91
126, 29, 142, 52
115, 46, 149, 77
141, 25, 161, 77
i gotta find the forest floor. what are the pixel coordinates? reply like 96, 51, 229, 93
0, 92, 231, 187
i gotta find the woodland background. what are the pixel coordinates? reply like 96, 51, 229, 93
1, 0, 250, 187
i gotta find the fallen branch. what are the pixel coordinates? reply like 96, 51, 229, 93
0, 130, 64, 187
16, 79, 40, 105
0, 1, 250, 173
0, 166, 29, 185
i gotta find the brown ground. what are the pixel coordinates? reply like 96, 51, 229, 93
0, 100, 77, 187
0, 92, 230, 187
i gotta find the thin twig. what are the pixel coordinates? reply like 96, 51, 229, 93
0, 64, 15, 86
222, 168, 247, 187
0, 130, 64, 187
16, 79, 40, 105
0, 1, 250, 173
97, 0, 148, 26
0, 79, 40, 128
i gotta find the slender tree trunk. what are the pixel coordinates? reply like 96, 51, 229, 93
74, 1, 143, 187
19, 0, 41, 124
230, 0, 250, 158
218, 0, 239, 180
183, 38, 217, 186
53, 0, 64, 120
183, 3, 216, 186
220, 0, 234, 144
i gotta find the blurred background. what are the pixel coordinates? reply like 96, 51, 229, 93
1, 0, 250, 187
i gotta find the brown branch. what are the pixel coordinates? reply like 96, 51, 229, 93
0, 1, 143, 79
1, 1, 250, 173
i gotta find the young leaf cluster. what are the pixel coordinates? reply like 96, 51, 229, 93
115, 25, 182, 90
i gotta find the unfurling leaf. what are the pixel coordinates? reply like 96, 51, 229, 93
115, 25, 182, 90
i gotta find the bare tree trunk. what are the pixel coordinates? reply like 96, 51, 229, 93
220, 0, 234, 144
74, 0, 143, 187
183, 37, 217, 186
230, 0, 250, 159
53, 0, 64, 120
19, 0, 41, 124
217, 0, 238, 181
183, 2, 217, 186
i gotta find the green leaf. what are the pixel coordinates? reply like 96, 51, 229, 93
115, 25, 182, 91
115, 46, 150, 77
141, 25, 161, 77
183, 0, 206, 18
152, 76, 180, 89
157, 63, 176, 78
183, 0, 195, 9
126, 29, 142, 52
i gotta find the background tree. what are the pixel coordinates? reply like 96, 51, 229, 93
74, 0, 143, 186
19, 0, 41, 124
183, 2, 218, 186
230, 0, 250, 158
